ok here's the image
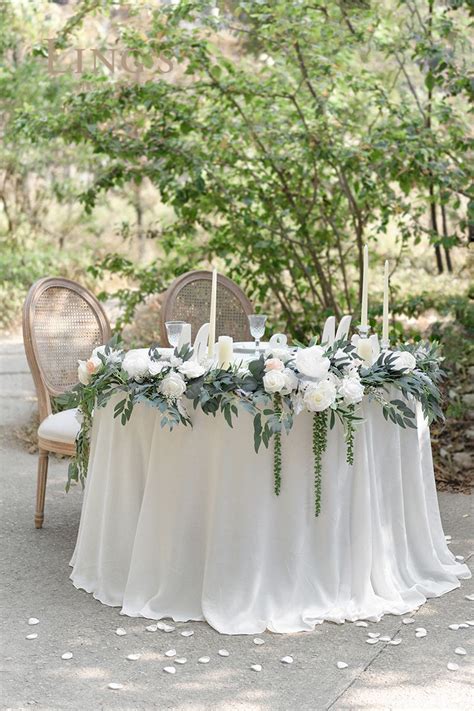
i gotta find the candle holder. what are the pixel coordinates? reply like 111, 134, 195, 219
357, 325, 370, 340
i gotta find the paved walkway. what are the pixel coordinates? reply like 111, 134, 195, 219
0, 334, 472, 710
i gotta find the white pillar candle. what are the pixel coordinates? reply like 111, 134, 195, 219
218, 336, 233, 369
357, 337, 373, 366
207, 267, 218, 358
361, 244, 369, 328
382, 260, 389, 342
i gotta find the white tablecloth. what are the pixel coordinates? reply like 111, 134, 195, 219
70, 396, 470, 634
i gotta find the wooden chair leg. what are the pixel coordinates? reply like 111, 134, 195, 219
35, 449, 49, 529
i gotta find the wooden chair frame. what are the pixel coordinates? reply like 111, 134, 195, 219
160, 270, 253, 347
22, 277, 111, 528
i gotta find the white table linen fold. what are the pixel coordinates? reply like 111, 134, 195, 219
70, 397, 470, 634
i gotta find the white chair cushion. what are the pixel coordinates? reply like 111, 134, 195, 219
38, 408, 80, 445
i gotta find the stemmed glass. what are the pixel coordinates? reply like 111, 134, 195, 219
248, 314, 267, 356
165, 321, 187, 349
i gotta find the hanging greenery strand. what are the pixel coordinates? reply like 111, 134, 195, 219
313, 411, 328, 517
273, 394, 282, 495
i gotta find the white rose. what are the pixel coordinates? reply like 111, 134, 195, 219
263, 369, 287, 394
295, 346, 330, 380
281, 368, 298, 394
77, 360, 91, 385
303, 378, 337, 412
92, 345, 122, 364
388, 350, 417, 373
265, 346, 291, 363
178, 360, 206, 379
122, 351, 152, 380
148, 360, 171, 376
159, 372, 187, 399
338, 375, 364, 405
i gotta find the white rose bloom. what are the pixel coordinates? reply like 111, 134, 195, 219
159, 372, 187, 399
338, 375, 364, 405
263, 369, 287, 394
389, 350, 417, 373
148, 360, 170, 376
295, 346, 330, 380
303, 378, 337, 412
78, 360, 91, 385
92, 345, 122, 364
178, 360, 206, 379
265, 346, 291, 363
281, 368, 298, 394
122, 351, 152, 380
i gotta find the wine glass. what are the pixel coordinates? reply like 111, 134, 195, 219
248, 314, 267, 356
165, 321, 187, 349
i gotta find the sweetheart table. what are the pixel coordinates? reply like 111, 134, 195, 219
70, 387, 470, 634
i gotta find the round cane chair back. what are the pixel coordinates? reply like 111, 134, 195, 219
23, 277, 111, 421
160, 271, 252, 346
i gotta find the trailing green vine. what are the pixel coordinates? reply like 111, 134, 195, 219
312, 411, 328, 517
345, 413, 355, 466
273, 394, 282, 496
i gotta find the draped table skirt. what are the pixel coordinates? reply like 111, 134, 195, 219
70, 397, 470, 634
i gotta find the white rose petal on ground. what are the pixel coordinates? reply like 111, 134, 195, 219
163, 666, 176, 674
379, 636, 391, 642
455, 647, 467, 655
448, 624, 459, 630
26, 633, 38, 640
126, 654, 140, 661
165, 649, 176, 657
447, 662, 459, 671
181, 630, 194, 637
251, 664, 262, 672
458, 623, 469, 629
27, 618, 39, 625
146, 624, 157, 632
175, 658, 187, 665
108, 683, 123, 690
218, 649, 229, 657
115, 628, 126, 636
368, 632, 380, 639
163, 624, 175, 632
445, 535, 452, 540
389, 638, 402, 645
280, 656, 293, 664
253, 638, 265, 645
466, 621, 474, 626
198, 656, 210, 664
61, 652, 73, 660
336, 661, 348, 669
415, 631, 427, 638
455, 555, 465, 562
366, 638, 378, 645
402, 618, 415, 624
464, 594, 474, 601
355, 621, 368, 627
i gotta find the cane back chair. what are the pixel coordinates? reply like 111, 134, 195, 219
160, 270, 253, 347
22, 277, 111, 528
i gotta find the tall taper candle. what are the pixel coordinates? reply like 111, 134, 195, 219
207, 267, 218, 358
361, 244, 369, 328
382, 260, 389, 342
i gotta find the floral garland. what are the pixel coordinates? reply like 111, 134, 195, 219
58, 336, 444, 515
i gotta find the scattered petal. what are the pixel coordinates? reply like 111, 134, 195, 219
466, 621, 474, 626
415, 628, 427, 633
280, 656, 293, 664
253, 638, 265, 645
163, 624, 175, 633
181, 630, 194, 637
458, 623, 469, 629
379, 636, 391, 642
251, 664, 262, 672
445, 535, 452, 541
447, 662, 459, 671
415, 631, 427, 638
462, 514, 469, 518
163, 666, 176, 674
448, 624, 459, 630
146, 624, 157, 632
28, 618, 39, 626
175, 658, 187, 665
366, 638, 378, 645
455, 556, 465, 562
218, 649, 229, 657
368, 632, 380, 639
165, 649, 176, 657
355, 621, 368, 627
61, 652, 73, 660
389, 638, 402, 645
115, 628, 126, 636
336, 661, 348, 669
455, 647, 467, 656
198, 656, 210, 664
108, 683, 123, 690
156, 622, 167, 630
126, 654, 140, 661
26, 633, 38, 640
402, 618, 415, 625
464, 594, 474, 601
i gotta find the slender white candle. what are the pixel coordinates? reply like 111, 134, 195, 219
207, 267, 218, 358
361, 244, 369, 328
218, 336, 233, 369
382, 260, 389, 342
